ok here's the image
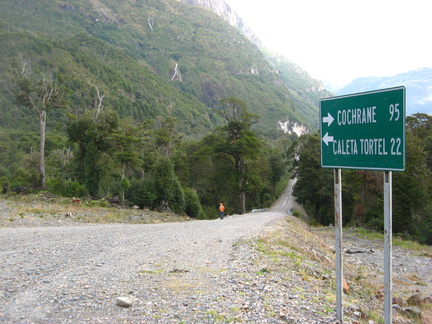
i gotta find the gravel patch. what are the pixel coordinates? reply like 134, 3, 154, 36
3, 200, 329, 323
1, 190, 431, 323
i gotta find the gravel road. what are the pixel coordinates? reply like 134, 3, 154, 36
2, 179, 430, 323
2, 183, 330, 323
1, 216, 279, 323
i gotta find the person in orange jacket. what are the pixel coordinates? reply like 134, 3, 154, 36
219, 203, 225, 220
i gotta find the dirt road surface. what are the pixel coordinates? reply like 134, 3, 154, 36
0, 182, 295, 323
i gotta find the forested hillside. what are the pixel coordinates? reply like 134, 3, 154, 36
0, 0, 326, 132
1, 0, 317, 216
0, 32, 216, 134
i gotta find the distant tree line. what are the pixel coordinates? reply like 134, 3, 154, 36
288, 113, 432, 244
1, 64, 291, 218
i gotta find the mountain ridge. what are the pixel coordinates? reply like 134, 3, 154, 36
191, 0, 432, 120
335, 68, 432, 116
178, 0, 262, 47
176, 0, 331, 131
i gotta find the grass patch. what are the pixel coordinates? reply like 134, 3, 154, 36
1, 194, 191, 225
352, 227, 383, 240
352, 227, 432, 256
255, 267, 270, 275
205, 309, 235, 322
139, 269, 162, 274
256, 237, 305, 260
393, 238, 432, 254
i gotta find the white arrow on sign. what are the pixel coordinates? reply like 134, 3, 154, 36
322, 112, 334, 127
322, 132, 334, 146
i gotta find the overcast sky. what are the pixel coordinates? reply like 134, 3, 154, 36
226, 0, 432, 88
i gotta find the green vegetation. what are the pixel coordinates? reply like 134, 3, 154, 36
0, 0, 430, 245
0, 0, 323, 133
0, 0, 317, 217
289, 113, 432, 244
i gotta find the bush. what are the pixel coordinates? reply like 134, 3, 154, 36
415, 205, 432, 245
202, 205, 218, 220
184, 187, 205, 219
46, 178, 89, 197
170, 177, 185, 215
126, 178, 157, 209
46, 177, 67, 195
65, 180, 89, 197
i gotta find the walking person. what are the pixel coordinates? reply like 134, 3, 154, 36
219, 203, 225, 220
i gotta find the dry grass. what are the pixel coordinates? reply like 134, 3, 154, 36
253, 216, 432, 323
0, 193, 191, 226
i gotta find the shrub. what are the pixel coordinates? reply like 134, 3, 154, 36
65, 181, 89, 197
126, 178, 157, 209
184, 187, 205, 219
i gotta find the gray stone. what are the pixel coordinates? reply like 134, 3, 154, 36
402, 306, 422, 316
407, 294, 423, 306
116, 296, 132, 308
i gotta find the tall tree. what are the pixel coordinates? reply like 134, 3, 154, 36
67, 107, 119, 197
110, 118, 143, 204
213, 97, 262, 214
154, 117, 182, 158
153, 157, 185, 214
393, 117, 432, 239
267, 149, 286, 197
8, 59, 65, 189
406, 113, 432, 169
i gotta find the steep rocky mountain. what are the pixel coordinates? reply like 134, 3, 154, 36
336, 68, 432, 116
179, 0, 262, 48
0, 0, 325, 136
178, 0, 332, 131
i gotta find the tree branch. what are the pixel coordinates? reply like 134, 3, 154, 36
148, 18, 154, 31
94, 86, 105, 120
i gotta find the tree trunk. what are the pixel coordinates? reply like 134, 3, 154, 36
121, 162, 125, 206
237, 157, 246, 214
239, 189, 246, 214
39, 110, 47, 190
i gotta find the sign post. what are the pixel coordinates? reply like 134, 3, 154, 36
334, 169, 343, 320
384, 171, 392, 324
320, 87, 405, 323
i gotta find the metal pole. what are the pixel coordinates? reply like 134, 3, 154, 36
334, 169, 343, 322
384, 171, 392, 323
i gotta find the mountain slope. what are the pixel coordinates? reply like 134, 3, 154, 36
178, 0, 332, 130
0, 0, 321, 134
179, 0, 262, 47
0, 31, 216, 135
263, 52, 331, 130
336, 68, 432, 116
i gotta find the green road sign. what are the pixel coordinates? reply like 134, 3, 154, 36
320, 86, 405, 171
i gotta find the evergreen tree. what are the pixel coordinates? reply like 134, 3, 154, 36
83, 140, 100, 197
154, 117, 182, 158
267, 149, 286, 197
153, 157, 185, 214
212, 97, 262, 214
184, 187, 205, 219
67, 108, 119, 197
393, 117, 432, 239
110, 118, 143, 204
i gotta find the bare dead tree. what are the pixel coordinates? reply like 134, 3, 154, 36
8, 59, 65, 189
94, 86, 105, 120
